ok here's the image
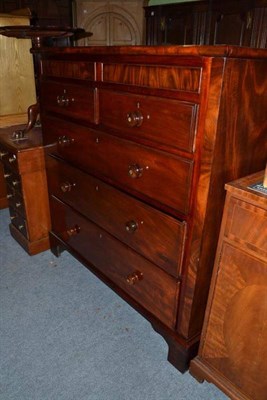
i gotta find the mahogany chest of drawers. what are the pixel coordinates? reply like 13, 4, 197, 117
0, 125, 50, 254
190, 171, 267, 399
37, 45, 267, 372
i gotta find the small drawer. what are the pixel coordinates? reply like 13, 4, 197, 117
47, 157, 187, 277
50, 196, 180, 329
41, 60, 95, 80
43, 116, 193, 215
8, 191, 25, 218
40, 80, 98, 124
224, 196, 267, 257
5, 170, 22, 193
99, 90, 198, 153
0, 147, 18, 172
9, 207, 28, 239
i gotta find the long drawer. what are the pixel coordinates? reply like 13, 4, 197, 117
50, 196, 180, 329
43, 116, 193, 215
47, 156, 186, 277
99, 89, 198, 153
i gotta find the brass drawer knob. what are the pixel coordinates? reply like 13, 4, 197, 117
58, 135, 74, 147
128, 164, 143, 179
8, 155, 17, 163
7, 193, 13, 199
12, 180, 20, 187
126, 270, 143, 285
56, 89, 74, 107
4, 173, 11, 178
125, 220, 138, 233
60, 181, 76, 193
0, 151, 8, 159
18, 224, 24, 231
126, 110, 143, 127
67, 225, 81, 237
15, 202, 22, 208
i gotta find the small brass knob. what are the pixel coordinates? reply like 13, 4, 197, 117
8, 155, 16, 163
0, 151, 8, 159
4, 173, 11, 178
125, 220, 138, 233
60, 181, 76, 193
126, 110, 143, 127
15, 202, 22, 208
18, 224, 24, 231
128, 164, 143, 179
126, 270, 143, 285
12, 180, 20, 187
67, 225, 81, 237
58, 136, 74, 147
7, 194, 13, 199
56, 90, 74, 107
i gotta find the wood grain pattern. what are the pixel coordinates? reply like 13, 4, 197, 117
191, 171, 267, 400
38, 45, 267, 373
0, 15, 36, 116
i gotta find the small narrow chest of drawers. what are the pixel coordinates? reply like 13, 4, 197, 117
190, 171, 267, 400
0, 125, 50, 255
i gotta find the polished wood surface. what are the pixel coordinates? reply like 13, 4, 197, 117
38, 45, 267, 372
190, 171, 267, 400
0, 125, 50, 254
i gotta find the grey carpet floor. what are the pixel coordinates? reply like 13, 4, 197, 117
0, 208, 228, 400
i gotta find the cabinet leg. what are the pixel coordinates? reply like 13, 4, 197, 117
151, 321, 199, 373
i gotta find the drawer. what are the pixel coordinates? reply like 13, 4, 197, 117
9, 207, 28, 239
224, 196, 267, 257
47, 157, 187, 277
50, 196, 180, 329
7, 190, 25, 218
40, 80, 98, 124
99, 90, 198, 153
41, 60, 95, 80
43, 116, 193, 215
0, 146, 18, 172
5, 170, 22, 193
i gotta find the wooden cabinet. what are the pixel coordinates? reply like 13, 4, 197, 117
145, 0, 267, 48
37, 45, 267, 372
74, 0, 145, 46
190, 171, 267, 400
0, 125, 50, 254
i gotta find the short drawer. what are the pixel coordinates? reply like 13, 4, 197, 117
50, 196, 180, 329
9, 207, 28, 239
40, 80, 98, 124
7, 190, 25, 218
43, 116, 193, 215
47, 157, 187, 277
99, 90, 198, 153
224, 196, 267, 257
0, 146, 18, 172
42, 60, 95, 80
5, 170, 22, 193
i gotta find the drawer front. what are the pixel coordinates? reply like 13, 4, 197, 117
5, 170, 22, 193
0, 147, 18, 172
42, 60, 95, 80
43, 117, 193, 215
225, 196, 267, 257
50, 196, 179, 329
47, 157, 186, 277
99, 90, 198, 153
9, 207, 28, 239
40, 80, 97, 124
7, 190, 25, 218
